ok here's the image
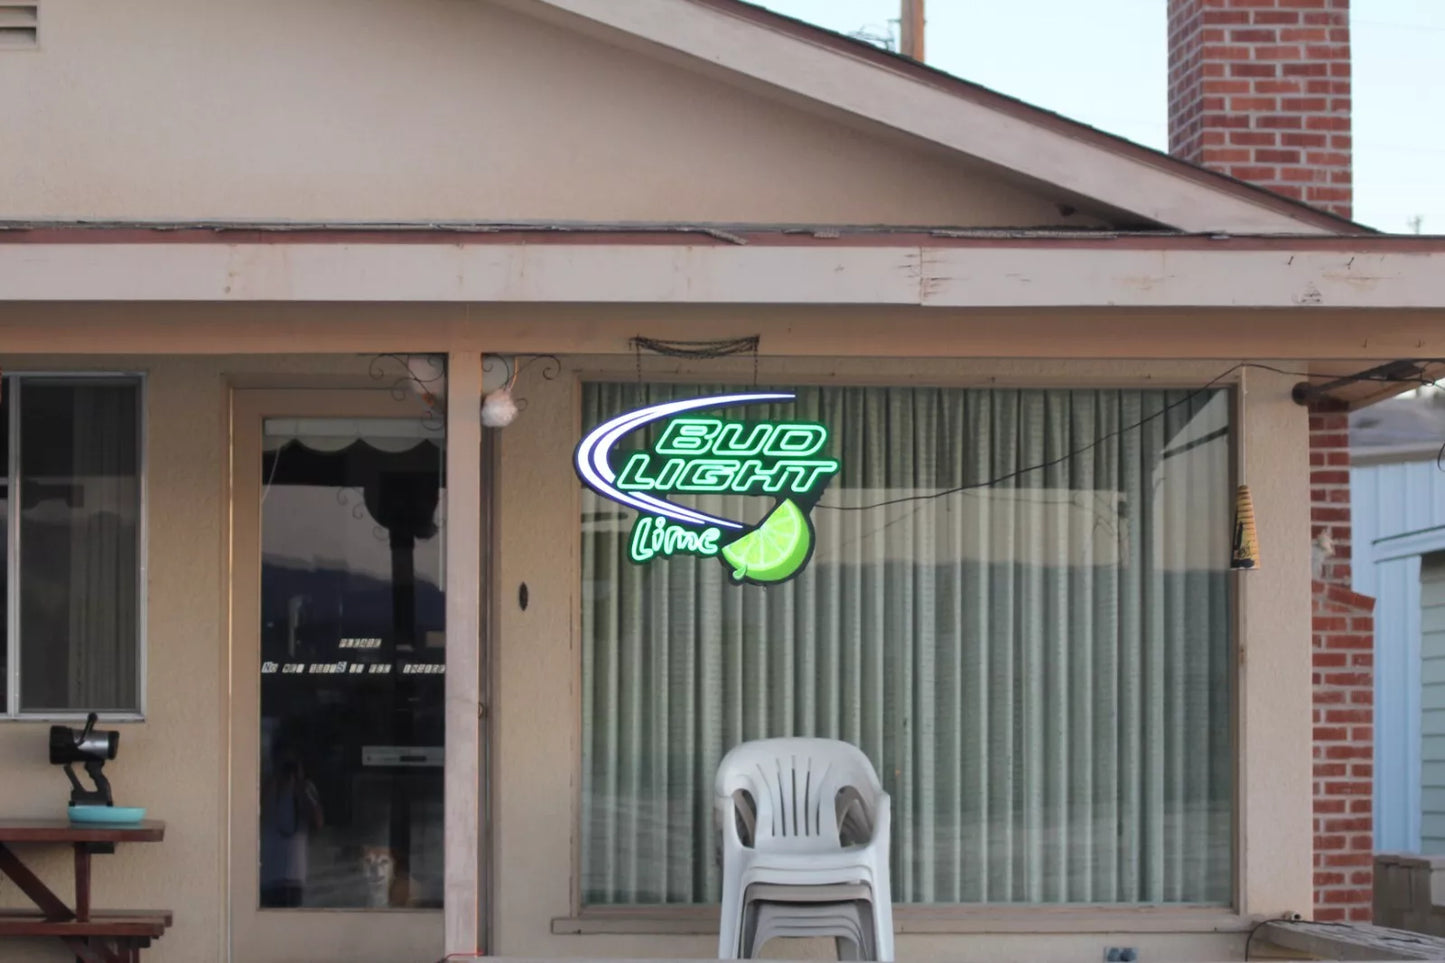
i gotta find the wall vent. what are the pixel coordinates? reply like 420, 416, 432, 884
0, 2, 37, 49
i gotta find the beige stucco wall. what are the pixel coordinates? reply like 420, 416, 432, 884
0, 352, 428, 963
0, 342, 1312, 963
0, 355, 231, 963
0, 0, 1105, 228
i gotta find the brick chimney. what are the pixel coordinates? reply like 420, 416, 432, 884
1167, 0, 1352, 219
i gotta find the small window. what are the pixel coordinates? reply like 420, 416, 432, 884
1, 374, 144, 718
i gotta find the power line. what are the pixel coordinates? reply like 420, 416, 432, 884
814, 361, 1441, 515
1353, 17, 1445, 32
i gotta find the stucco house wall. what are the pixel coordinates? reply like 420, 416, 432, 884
0, 347, 1313, 963
0, 0, 1104, 229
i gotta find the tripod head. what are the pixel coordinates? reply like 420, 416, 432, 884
49, 712, 118, 806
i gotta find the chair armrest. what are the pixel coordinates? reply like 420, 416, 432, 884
836, 786, 872, 844
716, 795, 736, 862
716, 791, 755, 848
871, 792, 892, 848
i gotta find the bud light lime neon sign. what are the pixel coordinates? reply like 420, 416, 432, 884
575, 393, 838, 584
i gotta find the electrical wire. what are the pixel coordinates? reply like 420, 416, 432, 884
813, 360, 1443, 515
633, 335, 762, 387
1354, 17, 1445, 32
631, 336, 761, 359
1243, 916, 1362, 961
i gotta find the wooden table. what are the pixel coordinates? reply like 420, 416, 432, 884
0, 819, 170, 962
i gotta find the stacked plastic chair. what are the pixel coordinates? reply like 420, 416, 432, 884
715, 738, 894, 961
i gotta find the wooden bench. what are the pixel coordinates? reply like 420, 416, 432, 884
0, 908, 172, 962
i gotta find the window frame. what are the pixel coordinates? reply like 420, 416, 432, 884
561, 365, 1244, 927
1, 370, 148, 722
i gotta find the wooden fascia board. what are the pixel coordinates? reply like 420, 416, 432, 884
2, 242, 1445, 308
510, 0, 1336, 236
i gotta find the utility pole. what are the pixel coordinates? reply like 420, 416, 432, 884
900, 0, 925, 60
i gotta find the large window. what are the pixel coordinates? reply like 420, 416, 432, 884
580, 382, 1233, 907
0, 375, 144, 718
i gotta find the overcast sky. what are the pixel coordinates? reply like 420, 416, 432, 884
758, 0, 1444, 234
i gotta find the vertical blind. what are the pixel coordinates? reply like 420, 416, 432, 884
581, 383, 1232, 906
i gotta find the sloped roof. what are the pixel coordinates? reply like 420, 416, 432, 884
1352, 392, 1445, 455
502, 0, 1367, 236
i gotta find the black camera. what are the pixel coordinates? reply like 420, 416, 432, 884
49, 712, 119, 806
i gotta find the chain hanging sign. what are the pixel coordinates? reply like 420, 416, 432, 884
574, 393, 839, 585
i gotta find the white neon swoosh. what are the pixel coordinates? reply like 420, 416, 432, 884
575, 392, 795, 530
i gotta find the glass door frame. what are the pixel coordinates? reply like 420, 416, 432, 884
228, 387, 451, 963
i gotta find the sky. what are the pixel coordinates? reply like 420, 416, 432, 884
756, 0, 1445, 234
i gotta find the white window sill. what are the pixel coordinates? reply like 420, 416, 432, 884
553, 905, 1249, 936
1, 713, 144, 723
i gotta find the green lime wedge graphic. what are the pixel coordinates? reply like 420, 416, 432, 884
721, 498, 813, 583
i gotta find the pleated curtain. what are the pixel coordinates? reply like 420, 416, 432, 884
581, 382, 1232, 906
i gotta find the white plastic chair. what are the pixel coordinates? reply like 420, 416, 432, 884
742, 883, 877, 959
748, 902, 873, 961
715, 737, 893, 960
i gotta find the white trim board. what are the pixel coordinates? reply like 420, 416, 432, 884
1374, 525, 1445, 564
4, 242, 1445, 307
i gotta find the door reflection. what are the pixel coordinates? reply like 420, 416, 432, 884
258, 418, 445, 910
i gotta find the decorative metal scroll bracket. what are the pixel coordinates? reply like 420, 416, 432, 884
479, 354, 561, 427
367, 353, 446, 431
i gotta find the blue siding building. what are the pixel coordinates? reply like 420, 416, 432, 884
1353, 393, 1445, 852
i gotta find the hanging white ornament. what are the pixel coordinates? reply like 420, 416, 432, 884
481, 387, 519, 427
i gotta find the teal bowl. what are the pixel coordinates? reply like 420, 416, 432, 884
68, 805, 146, 825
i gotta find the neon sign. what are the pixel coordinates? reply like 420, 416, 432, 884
575, 393, 838, 585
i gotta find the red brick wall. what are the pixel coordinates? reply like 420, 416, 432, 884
1167, 0, 1352, 219
1311, 406, 1374, 921
1312, 581, 1374, 920
1311, 407, 1353, 586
